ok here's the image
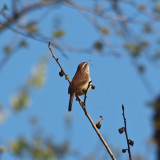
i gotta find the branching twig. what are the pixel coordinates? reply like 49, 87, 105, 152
48, 42, 116, 160
119, 104, 134, 160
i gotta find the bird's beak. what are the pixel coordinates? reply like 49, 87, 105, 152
88, 60, 92, 67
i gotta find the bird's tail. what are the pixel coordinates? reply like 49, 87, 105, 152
68, 92, 75, 111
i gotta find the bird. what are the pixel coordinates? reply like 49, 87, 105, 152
68, 62, 92, 111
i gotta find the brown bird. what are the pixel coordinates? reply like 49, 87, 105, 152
68, 62, 92, 111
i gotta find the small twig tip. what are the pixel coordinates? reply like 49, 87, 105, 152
122, 104, 124, 111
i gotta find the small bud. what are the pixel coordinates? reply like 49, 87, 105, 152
59, 70, 64, 77
118, 127, 124, 134
122, 149, 127, 153
65, 75, 69, 80
129, 140, 134, 146
91, 85, 95, 90
96, 122, 101, 129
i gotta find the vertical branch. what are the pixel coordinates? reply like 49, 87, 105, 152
48, 42, 116, 160
122, 105, 132, 160
119, 104, 134, 160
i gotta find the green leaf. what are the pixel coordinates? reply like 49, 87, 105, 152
28, 59, 47, 88
4, 45, 12, 54
65, 75, 69, 80
19, 40, 28, 47
27, 26, 38, 34
154, 5, 160, 14
11, 90, 30, 112
10, 137, 29, 156
101, 28, 110, 34
53, 30, 65, 38
26, 21, 38, 34
124, 43, 135, 51
124, 42, 149, 57
94, 41, 103, 51
143, 25, 152, 33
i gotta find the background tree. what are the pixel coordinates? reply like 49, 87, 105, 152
0, 0, 160, 160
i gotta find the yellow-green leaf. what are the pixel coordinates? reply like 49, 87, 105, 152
19, 40, 28, 47
11, 90, 30, 111
101, 28, 110, 34
4, 45, 12, 54
53, 30, 65, 38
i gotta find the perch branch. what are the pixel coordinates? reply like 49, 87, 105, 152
48, 42, 116, 160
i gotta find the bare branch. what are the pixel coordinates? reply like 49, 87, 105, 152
119, 104, 133, 160
0, 1, 58, 31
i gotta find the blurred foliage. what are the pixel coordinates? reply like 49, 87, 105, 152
28, 59, 47, 88
94, 41, 103, 52
0, 147, 7, 152
138, 65, 145, 73
124, 41, 149, 58
53, 30, 65, 38
10, 136, 69, 160
26, 21, 38, 34
133, 155, 146, 160
11, 89, 30, 112
149, 95, 160, 159
19, 40, 28, 48
4, 45, 12, 55
10, 57, 48, 112
100, 28, 110, 35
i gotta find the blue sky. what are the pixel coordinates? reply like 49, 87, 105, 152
0, 0, 160, 160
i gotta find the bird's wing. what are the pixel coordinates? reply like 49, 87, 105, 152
70, 73, 89, 92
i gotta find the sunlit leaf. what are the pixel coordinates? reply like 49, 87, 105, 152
26, 21, 38, 34
124, 41, 149, 57
10, 137, 29, 156
27, 26, 38, 34
10, 136, 68, 159
101, 28, 110, 34
53, 30, 65, 38
10, 90, 30, 112
28, 59, 47, 88
124, 43, 135, 51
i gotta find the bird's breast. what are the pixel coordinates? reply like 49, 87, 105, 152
76, 78, 92, 96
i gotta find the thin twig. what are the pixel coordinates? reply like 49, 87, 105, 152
48, 42, 116, 160
48, 42, 71, 84
122, 104, 132, 160
95, 116, 103, 125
